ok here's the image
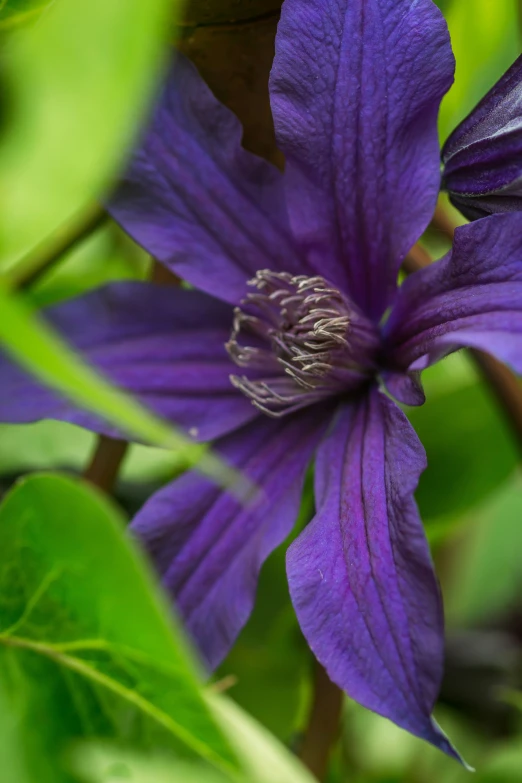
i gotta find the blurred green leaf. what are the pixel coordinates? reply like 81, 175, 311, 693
446, 473, 522, 624
73, 745, 227, 783
472, 739, 522, 783
0, 473, 239, 783
77, 700, 319, 783
0, 0, 175, 266
439, 0, 519, 140
72, 694, 321, 783
0, 420, 186, 486
409, 381, 518, 521
208, 695, 316, 783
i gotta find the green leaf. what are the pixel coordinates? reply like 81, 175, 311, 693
408, 381, 518, 521
0, 282, 238, 489
446, 474, 522, 624
438, 0, 519, 140
0, 473, 239, 783
0, 0, 176, 267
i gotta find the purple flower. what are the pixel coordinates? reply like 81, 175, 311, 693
3, 0, 522, 761
442, 54, 522, 220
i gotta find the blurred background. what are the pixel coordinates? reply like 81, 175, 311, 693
1, 1, 522, 782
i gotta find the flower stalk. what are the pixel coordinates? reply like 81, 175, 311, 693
300, 661, 344, 781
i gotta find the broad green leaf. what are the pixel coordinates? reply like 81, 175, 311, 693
0, 474, 239, 783
408, 381, 518, 521
0, 0, 176, 266
0, 283, 237, 489
439, 0, 519, 140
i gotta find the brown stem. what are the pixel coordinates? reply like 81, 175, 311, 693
8, 203, 108, 290
430, 203, 456, 244
84, 435, 129, 494
403, 242, 431, 275
300, 662, 344, 781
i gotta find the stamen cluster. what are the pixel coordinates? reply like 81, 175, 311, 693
226, 270, 379, 417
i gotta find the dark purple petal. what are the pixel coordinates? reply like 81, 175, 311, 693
287, 389, 464, 760
108, 54, 306, 305
381, 370, 426, 407
269, 0, 454, 319
384, 214, 522, 376
442, 55, 522, 220
0, 282, 257, 442
132, 408, 330, 669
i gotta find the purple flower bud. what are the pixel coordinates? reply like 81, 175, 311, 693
442, 55, 522, 220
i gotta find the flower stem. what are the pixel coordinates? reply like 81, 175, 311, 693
84, 435, 128, 494
300, 661, 344, 781
406, 205, 522, 456
430, 203, 458, 243
6, 203, 108, 290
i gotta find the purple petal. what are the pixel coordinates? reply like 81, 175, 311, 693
269, 0, 454, 319
132, 408, 330, 669
442, 55, 522, 220
287, 389, 463, 760
0, 282, 257, 442
381, 370, 426, 407
384, 214, 522, 376
108, 54, 306, 305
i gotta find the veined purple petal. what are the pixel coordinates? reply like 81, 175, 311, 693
269, 0, 454, 319
132, 408, 330, 669
0, 282, 257, 442
384, 214, 522, 376
442, 54, 522, 220
287, 389, 463, 760
108, 54, 306, 305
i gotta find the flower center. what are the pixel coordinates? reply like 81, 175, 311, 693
226, 270, 380, 417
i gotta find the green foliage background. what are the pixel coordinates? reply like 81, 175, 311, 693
1, 0, 522, 781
